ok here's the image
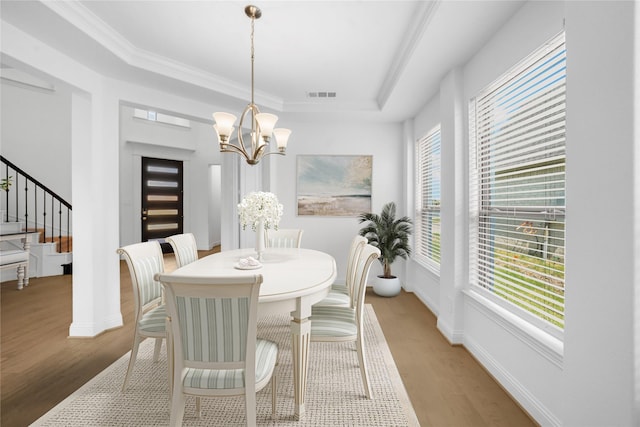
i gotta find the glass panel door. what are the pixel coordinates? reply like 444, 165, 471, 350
141, 157, 183, 250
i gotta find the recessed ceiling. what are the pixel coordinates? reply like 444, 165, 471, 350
0, 0, 525, 122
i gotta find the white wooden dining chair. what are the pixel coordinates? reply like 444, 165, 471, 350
314, 235, 367, 308
166, 233, 198, 268
156, 272, 278, 426
310, 243, 380, 399
117, 240, 166, 392
265, 228, 303, 248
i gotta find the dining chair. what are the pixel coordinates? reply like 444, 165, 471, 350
165, 233, 198, 268
116, 240, 166, 392
310, 243, 380, 399
265, 228, 303, 248
156, 272, 278, 426
314, 235, 367, 308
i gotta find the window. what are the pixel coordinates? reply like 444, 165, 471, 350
415, 127, 441, 272
469, 33, 566, 331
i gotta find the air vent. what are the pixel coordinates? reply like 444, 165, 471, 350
306, 91, 337, 99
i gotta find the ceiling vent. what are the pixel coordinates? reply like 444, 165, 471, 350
306, 91, 337, 99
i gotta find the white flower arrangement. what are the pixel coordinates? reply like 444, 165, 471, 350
237, 191, 283, 231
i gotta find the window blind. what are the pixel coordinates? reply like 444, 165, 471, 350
469, 33, 566, 329
415, 127, 441, 270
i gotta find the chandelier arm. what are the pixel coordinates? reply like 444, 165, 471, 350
221, 142, 250, 158
260, 151, 286, 158
250, 142, 269, 162
235, 131, 252, 159
238, 103, 262, 160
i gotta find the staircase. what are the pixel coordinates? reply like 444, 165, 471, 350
29, 227, 73, 252
1, 156, 72, 281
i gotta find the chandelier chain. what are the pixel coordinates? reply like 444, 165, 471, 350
250, 14, 255, 107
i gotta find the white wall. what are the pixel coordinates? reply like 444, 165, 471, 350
270, 117, 404, 282
0, 80, 72, 201
407, 1, 638, 425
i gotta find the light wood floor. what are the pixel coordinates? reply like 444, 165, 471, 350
1, 248, 537, 427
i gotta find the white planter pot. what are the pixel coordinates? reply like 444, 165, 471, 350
372, 275, 401, 297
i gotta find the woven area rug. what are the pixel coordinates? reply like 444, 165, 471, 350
32, 305, 419, 426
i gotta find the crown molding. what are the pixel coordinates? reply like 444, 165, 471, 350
40, 1, 285, 111
376, 0, 440, 110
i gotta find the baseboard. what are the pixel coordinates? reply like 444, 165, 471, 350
463, 334, 561, 426
410, 287, 439, 317
68, 314, 123, 338
436, 317, 464, 345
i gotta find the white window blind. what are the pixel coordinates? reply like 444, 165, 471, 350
469, 32, 566, 330
415, 127, 441, 271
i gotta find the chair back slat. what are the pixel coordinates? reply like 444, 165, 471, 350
166, 233, 199, 268
265, 229, 303, 248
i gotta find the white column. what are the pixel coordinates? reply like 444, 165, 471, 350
563, 2, 637, 425
68, 87, 123, 337
436, 67, 466, 344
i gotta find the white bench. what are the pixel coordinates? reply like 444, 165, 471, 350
0, 231, 38, 290
1, 249, 30, 290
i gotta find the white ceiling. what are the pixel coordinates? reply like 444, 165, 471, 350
0, 0, 525, 122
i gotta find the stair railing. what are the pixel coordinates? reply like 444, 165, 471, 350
1, 155, 72, 252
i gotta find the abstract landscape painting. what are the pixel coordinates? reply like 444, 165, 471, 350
297, 155, 372, 216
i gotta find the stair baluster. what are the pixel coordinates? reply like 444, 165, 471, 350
0, 155, 72, 254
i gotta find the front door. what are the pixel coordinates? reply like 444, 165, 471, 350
141, 157, 183, 250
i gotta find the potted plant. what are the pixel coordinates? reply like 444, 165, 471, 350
0, 176, 11, 222
358, 202, 412, 297
1, 176, 12, 192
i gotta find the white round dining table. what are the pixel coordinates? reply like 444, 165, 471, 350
167, 247, 337, 419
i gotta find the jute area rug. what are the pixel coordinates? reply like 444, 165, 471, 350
32, 305, 420, 426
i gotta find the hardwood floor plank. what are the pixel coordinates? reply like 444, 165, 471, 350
1, 248, 536, 426
365, 289, 537, 427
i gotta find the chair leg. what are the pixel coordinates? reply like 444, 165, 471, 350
356, 334, 372, 399
169, 386, 186, 427
122, 333, 142, 392
195, 396, 201, 419
153, 337, 163, 362
245, 389, 257, 427
271, 374, 277, 419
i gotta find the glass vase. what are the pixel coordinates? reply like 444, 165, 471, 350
255, 218, 265, 261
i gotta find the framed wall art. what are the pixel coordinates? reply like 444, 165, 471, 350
296, 155, 372, 216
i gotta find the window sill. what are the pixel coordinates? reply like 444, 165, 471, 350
463, 289, 564, 368
412, 256, 440, 276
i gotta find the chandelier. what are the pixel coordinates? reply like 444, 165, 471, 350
212, 5, 291, 166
